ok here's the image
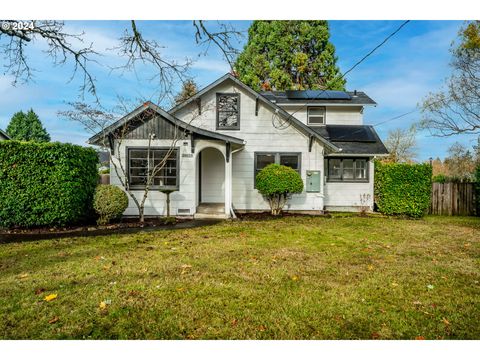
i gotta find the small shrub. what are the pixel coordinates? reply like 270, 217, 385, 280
256, 164, 304, 216
93, 185, 129, 225
0, 141, 98, 228
374, 161, 432, 218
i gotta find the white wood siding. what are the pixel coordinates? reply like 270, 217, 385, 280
323, 158, 375, 211
110, 139, 197, 217
174, 79, 326, 212
280, 105, 364, 125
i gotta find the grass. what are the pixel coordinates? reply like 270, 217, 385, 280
0, 215, 479, 339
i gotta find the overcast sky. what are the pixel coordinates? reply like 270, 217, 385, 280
0, 20, 477, 160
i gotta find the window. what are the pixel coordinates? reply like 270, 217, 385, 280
307, 106, 326, 125
216, 93, 240, 129
128, 147, 179, 189
254, 152, 301, 186
326, 158, 368, 182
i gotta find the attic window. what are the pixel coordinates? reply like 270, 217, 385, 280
307, 106, 326, 125
216, 93, 240, 130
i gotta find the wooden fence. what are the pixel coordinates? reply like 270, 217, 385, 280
430, 182, 476, 216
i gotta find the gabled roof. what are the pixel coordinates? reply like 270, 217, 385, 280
0, 129, 10, 140
309, 125, 388, 155
169, 73, 340, 152
88, 101, 245, 146
261, 91, 376, 106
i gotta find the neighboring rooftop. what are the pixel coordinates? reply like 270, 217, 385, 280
0, 129, 10, 140
260, 90, 376, 105
309, 125, 388, 155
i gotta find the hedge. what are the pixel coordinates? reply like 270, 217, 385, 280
476, 164, 480, 216
374, 161, 432, 218
0, 141, 98, 228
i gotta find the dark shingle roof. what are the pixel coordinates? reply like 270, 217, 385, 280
260, 91, 376, 105
309, 125, 388, 155
0, 129, 10, 140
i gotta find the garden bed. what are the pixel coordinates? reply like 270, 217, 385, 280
0, 218, 219, 242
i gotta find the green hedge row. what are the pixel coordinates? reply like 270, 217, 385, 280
374, 161, 432, 218
0, 141, 98, 228
476, 165, 480, 216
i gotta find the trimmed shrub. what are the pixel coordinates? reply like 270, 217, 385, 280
0, 141, 98, 228
476, 165, 480, 216
93, 185, 129, 225
374, 161, 432, 218
256, 163, 304, 215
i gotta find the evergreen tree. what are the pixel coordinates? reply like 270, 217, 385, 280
175, 80, 198, 105
234, 21, 345, 91
6, 109, 50, 142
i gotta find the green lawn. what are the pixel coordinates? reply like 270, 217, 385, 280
0, 215, 479, 339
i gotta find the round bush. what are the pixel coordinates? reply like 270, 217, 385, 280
256, 164, 304, 215
93, 185, 129, 225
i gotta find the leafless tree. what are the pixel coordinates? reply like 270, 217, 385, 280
420, 21, 480, 136
384, 125, 417, 163
0, 20, 99, 98
1, 20, 242, 102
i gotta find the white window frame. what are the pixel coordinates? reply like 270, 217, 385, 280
307, 106, 326, 126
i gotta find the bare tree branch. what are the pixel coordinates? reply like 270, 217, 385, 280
0, 20, 99, 99
192, 20, 243, 71
109, 20, 192, 103
420, 21, 480, 136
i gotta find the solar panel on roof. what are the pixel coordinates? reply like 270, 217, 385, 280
285, 90, 352, 100
326, 126, 376, 142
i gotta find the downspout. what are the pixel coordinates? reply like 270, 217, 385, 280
229, 145, 245, 219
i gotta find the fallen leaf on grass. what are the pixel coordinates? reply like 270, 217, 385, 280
44, 294, 58, 302
415, 336, 425, 340
258, 325, 266, 332
19, 273, 29, 279
367, 265, 374, 271
291, 275, 299, 281
391, 282, 398, 287
48, 316, 59, 324
99, 301, 107, 310
442, 318, 450, 326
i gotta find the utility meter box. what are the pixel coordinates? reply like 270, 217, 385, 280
306, 170, 321, 192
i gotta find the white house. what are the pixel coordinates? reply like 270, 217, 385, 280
89, 73, 388, 218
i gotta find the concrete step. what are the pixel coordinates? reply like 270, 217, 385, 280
194, 213, 228, 220
196, 203, 225, 215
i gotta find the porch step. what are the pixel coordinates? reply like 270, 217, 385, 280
194, 203, 228, 219
194, 213, 229, 220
